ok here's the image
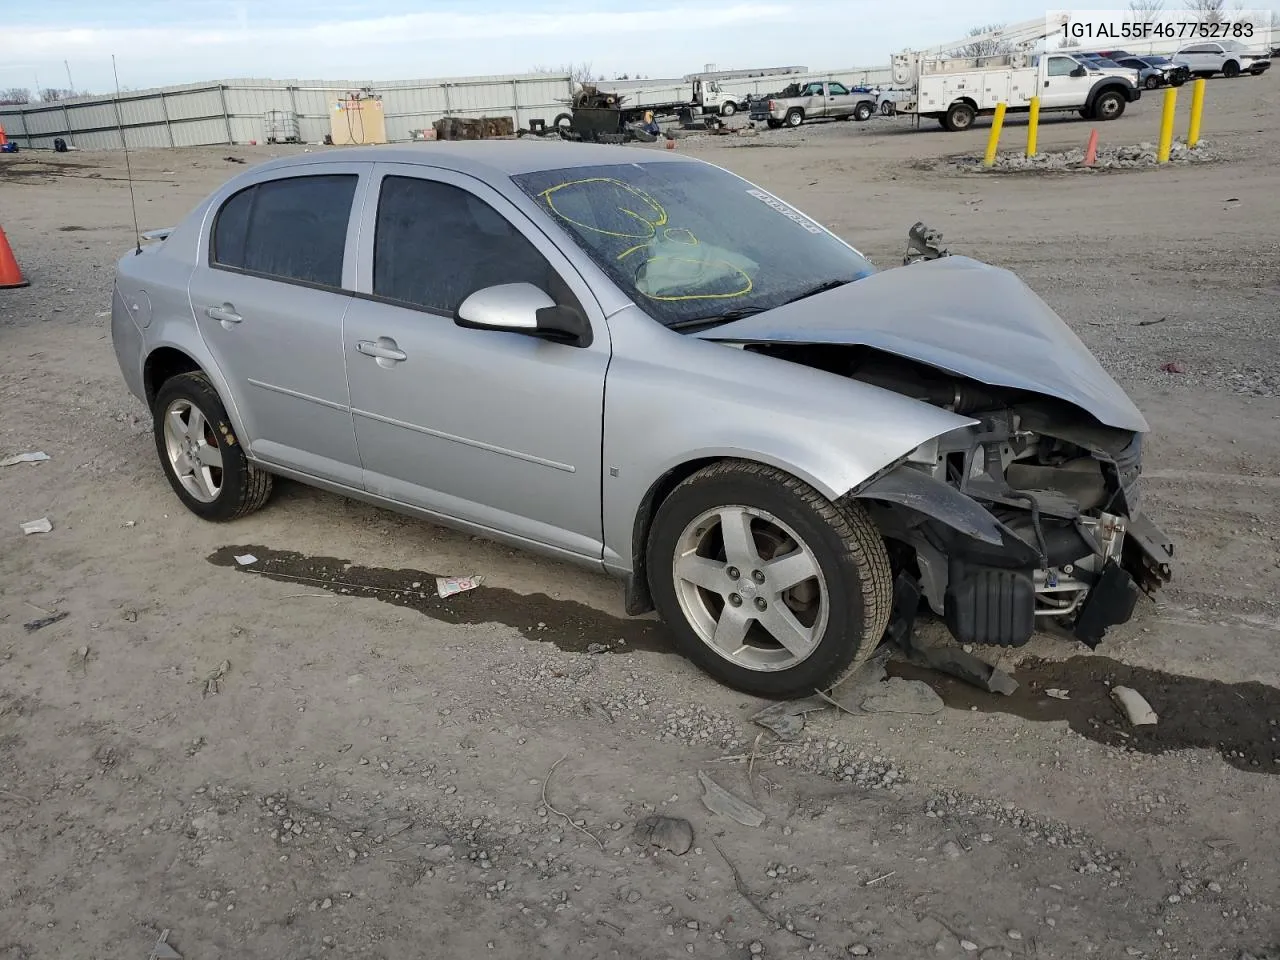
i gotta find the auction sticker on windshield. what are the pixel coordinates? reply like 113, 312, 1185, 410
746, 189, 824, 235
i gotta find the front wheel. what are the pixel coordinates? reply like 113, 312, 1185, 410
647, 460, 893, 697
1093, 90, 1126, 121
152, 371, 273, 522
881, 100, 896, 116
853, 101, 874, 122
720, 101, 736, 116
1144, 74, 1161, 89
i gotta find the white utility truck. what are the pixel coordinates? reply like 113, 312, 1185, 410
891, 17, 1143, 131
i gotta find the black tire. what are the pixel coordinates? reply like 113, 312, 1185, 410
1144, 74, 1161, 89
152, 371, 272, 522
1223, 60, 1240, 78
1093, 90, 1126, 121
785, 108, 804, 127
881, 100, 895, 116
1171, 76, 1186, 87
766, 118, 782, 128
552, 112, 573, 129
942, 101, 976, 132
647, 460, 893, 698
853, 101, 874, 122
720, 101, 736, 116
1079, 108, 1091, 118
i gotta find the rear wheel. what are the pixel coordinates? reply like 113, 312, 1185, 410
942, 101, 976, 132
1093, 90, 1126, 121
647, 460, 892, 697
785, 108, 804, 127
152, 372, 272, 522
766, 118, 782, 128
881, 100, 896, 116
1223, 60, 1240, 77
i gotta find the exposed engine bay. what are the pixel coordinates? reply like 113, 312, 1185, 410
744, 340, 1175, 650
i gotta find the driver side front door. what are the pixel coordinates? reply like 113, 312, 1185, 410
342, 164, 612, 562
1041, 55, 1094, 108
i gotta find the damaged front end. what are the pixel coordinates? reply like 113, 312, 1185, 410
734, 340, 1175, 652
850, 385, 1174, 650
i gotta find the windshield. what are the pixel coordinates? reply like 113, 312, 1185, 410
511, 161, 876, 329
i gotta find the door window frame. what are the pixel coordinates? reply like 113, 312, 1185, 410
352, 162, 610, 348
199, 161, 373, 294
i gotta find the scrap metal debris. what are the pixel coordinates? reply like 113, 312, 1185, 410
633, 814, 694, 856
437, 575, 482, 599
749, 695, 829, 740
698, 770, 765, 827
202, 659, 231, 697
903, 221, 950, 265
1, 451, 50, 466
147, 928, 182, 960
233, 554, 257, 565
1046, 688, 1071, 700
23, 610, 69, 632
20, 517, 53, 535
909, 644, 1019, 696
1111, 685, 1158, 726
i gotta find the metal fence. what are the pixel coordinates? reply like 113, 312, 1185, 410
0, 73, 576, 150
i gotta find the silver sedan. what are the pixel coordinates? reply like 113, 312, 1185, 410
111, 142, 1173, 696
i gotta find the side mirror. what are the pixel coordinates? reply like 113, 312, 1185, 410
1070, 66, 1087, 77
455, 282, 592, 348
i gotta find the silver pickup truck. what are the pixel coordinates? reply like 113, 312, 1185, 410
749, 80, 877, 128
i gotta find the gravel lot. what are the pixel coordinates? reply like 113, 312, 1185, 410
2, 74, 1279, 959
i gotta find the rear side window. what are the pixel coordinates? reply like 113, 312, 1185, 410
212, 174, 357, 288
372, 176, 559, 314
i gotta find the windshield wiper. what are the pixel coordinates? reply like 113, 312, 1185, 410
667, 306, 769, 332
782, 278, 853, 305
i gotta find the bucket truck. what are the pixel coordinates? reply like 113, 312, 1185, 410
891, 16, 1143, 131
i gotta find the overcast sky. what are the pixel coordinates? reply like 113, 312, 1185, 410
5, 0, 1278, 95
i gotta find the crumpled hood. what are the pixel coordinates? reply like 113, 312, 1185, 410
695, 256, 1148, 433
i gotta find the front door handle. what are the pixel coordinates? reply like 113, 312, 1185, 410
207, 304, 242, 325
357, 338, 407, 363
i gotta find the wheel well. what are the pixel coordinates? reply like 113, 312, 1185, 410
623, 456, 724, 616
144, 347, 202, 406
1089, 82, 1128, 107
950, 98, 978, 111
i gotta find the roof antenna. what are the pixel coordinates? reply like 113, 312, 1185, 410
111, 54, 142, 255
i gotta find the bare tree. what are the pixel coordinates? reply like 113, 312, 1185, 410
38, 87, 78, 102
529, 62, 597, 83
1128, 0, 1166, 21
0, 87, 31, 105
1185, 0, 1227, 24
951, 24, 1014, 60
1059, 32, 1082, 48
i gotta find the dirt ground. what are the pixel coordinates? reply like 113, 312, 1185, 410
2, 74, 1279, 960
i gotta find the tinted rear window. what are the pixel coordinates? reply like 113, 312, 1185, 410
212, 174, 357, 288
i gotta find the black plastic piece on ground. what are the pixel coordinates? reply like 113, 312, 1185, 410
1072, 560, 1140, 649
944, 563, 1036, 647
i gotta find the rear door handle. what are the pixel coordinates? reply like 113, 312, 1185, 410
206, 304, 242, 325
357, 338, 407, 363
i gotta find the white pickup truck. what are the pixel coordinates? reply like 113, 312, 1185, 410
891, 51, 1143, 131
749, 80, 878, 128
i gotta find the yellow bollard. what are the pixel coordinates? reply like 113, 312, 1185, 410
983, 102, 1007, 167
1026, 97, 1040, 157
1156, 86, 1177, 163
1188, 77, 1206, 148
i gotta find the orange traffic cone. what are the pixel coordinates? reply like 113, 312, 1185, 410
0, 225, 30, 288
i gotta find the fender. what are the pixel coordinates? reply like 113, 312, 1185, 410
599, 304, 976, 580
1085, 77, 1137, 111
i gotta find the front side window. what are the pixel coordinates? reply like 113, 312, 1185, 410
212, 174, 357, 288
1048, 56, 1080, 76
512, 161, 876, 331
828, 82, 849, 95
372, 176, 562, 314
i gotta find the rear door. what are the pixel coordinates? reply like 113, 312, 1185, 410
1177, 43, 1218, 72
1040, 55, 1094, 108
188, 163, 368, 487
342, 163, 611, 560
